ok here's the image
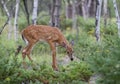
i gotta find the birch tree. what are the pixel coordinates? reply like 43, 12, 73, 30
23, 0, 30, 25
1, 0, 12, 39
87, 0, 92, 17
72, 0, 77, 29
72, 0, 79, 41
14, 0, 20, 41
113, 0, 120, 37
32, 0, 38, 25
81, 0, 92, 19
95, 0, 102, 42
54, 0, 61, 27
65, 0, 72, 19
103, 0, 108, 26
50, 0, 55, 26
81, 0, 87, 20
50, 0, 61, 27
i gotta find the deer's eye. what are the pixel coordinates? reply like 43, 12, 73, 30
67, 51, 69, 54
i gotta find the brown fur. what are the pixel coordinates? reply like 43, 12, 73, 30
21, 25, 73, 71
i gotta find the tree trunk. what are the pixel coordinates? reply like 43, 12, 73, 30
81, 0, 87, 20
8, 16, 12, 40
113, 0, 120, 37
1, 0, 12, 39
89, 0, 96, 17
54, 0, 61, 27
103, 0, 108, 26
14, 0, 20, 41
87, 0, 92, 17
23, 0, 30, 25
1, 0, 10, 17
95, 0, 102, 42
72, 0, 79, 41
50, 0, 61, 27
65, 0, 72, 19
72, 0, 77, 29
32, 0, 38, 25
50, 0, 55, 26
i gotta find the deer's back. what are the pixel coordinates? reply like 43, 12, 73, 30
21, 25, 64, 42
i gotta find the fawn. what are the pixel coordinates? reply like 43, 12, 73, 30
21, 25, 74, 70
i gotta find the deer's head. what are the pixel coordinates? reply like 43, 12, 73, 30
66, 45, 74, 61
62, 41, 74, 61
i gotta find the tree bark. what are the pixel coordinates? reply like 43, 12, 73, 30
72, 0, 77, 29
32, 0, 38, 25
14, 0, 20, 41
87, 0, 92, 17
50, 0, 61, 27
95, 0, 102, 42
113, 0, 120, 37
23, 0, 30, 25
72, 0, 79, 41
103, 0, 108, 26
50, 0, 55, 26
1, 0, 12, 39
54, 0, 61, 27
81, 0, 86, 19
65, 0, 72, 19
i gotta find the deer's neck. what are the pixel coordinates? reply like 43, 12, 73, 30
59, 38, 69, 48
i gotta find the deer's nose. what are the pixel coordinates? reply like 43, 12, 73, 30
71, 58, 74, 61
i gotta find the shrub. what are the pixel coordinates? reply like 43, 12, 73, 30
18, 15, 29, 32
87, 36, 120, 84
60, 18, 72, 30
0, 36, 92, 84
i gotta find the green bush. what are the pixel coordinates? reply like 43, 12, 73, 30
77, 17, 95, 32
0, 36, 92, 84
87, 36, 120, 84
32, 42, 50, 55
18, 16, 28, 32
1, 15, 119, 84
37, 11, 50, 25
60, 18, 72, 30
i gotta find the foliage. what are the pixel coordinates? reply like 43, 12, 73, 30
87, 36, 120, 84
0, 36, 92, 84
60, 16, 72, 30
37, 12, 50, 25
0, 56, 92, 84
0, 15, 120, 84
18, 15, 28, 32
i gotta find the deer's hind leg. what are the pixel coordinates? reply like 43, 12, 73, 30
22, 42, 35, 68
25, 43, 35, 61
23, 42, 36, 61
22, 45, 29, 68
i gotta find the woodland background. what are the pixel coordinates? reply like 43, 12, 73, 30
0, 0, 120, 84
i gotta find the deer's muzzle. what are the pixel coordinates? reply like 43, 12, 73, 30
70, 57, 74, 61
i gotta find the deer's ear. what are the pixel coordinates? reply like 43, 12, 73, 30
70, 40, 74, 46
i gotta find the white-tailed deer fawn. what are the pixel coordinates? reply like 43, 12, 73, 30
21, 25, 74, 71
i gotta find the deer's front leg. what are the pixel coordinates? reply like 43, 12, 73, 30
48, 41, 58, 71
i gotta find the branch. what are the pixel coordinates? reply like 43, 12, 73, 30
0, 18, 9, 35
0, 0, 10, 35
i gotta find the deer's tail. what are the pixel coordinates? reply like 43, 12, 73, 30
22, 34, 25, 42
21, 33, 28, 44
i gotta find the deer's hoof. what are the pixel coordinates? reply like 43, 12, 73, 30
54, 68, 59, 71
52, 65, 59, 71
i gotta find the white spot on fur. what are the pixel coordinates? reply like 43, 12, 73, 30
23, 49, 26, 53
